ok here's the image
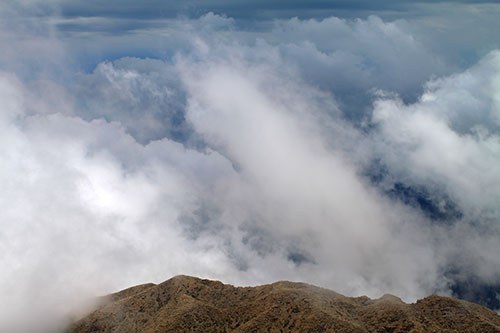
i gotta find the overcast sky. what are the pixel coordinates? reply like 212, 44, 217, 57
1, 1, 500, 331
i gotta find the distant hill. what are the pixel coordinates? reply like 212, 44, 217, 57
68, 275, 500, 332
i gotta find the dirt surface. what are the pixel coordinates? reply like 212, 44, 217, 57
68, 275, 500, 333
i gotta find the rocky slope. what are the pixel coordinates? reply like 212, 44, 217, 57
68, 275, 500, 332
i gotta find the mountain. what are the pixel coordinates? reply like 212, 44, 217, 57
67, 275, 500, 333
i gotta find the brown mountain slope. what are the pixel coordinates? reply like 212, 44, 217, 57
68, 275, 500, 333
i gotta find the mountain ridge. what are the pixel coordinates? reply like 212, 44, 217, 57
67, 275, 500, 332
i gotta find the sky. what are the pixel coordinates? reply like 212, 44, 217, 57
1, 1, 500, 331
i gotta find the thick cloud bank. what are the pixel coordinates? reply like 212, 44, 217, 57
0, 4, 499, 331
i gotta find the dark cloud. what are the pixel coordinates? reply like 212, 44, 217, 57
4, 0, 500, 20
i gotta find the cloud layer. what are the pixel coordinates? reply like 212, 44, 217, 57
0, 3, 499, 331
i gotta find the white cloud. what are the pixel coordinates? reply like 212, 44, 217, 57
370, 51, 500, 288
371, 51, 500, 214
0, 72, 243, 332
178, 54, 442, 298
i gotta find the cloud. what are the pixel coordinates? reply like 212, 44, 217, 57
4, 0, 500, 21
178, 53, 442, 299
0, 6, 500, 331
0, 71, 244, 331
270, 15, 449, 120
368, 50, 500, 303
371, 51, 500, 214
73, 58, 192, 144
